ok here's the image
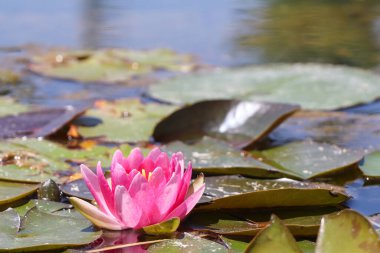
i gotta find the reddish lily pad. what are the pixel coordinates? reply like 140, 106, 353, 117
73, 99, 178, 143
162, 138, 286, 179
153, 100, 299, 148
316, 210, 380, 253
0, 105, 87, 139
29, 48, 197, 84
197, 176, 349, 210
259, 140, 363, 179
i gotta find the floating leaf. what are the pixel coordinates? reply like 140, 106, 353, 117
13, 199, 71, 217
259, 140, 363, 179
154, 100, 298, 148
29, 48, 197, 84
245, 215, 302, 253
0, 181, 38, 206
315, 210, 380, 253
270, 110, 380, 153
0, 69, 20, 85
143, 217, 180, 235
0, 105, 87, 139
162, 138, 285, 179
0, 208, 101, 252
197, 176, 349, 210
150, 63, 380, 110
359, 151, 380, 179
0, 97, 27, 117
61, 179, 93, 201
148, 233, 228, 253
297, 241, 316, 253
73, 99, 178, 142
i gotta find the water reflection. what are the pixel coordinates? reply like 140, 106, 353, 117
95, 230, 146, 253
236, 0, 380, 68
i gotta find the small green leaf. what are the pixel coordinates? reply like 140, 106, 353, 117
143, 217, 180, 235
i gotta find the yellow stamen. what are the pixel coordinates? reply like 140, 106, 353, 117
142, 169, 147, 179
148, 172, 152, 181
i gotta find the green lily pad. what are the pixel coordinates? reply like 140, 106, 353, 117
73, 99, 178, 143
359, 151, 380, 179
0, 208, 101, 252
221, 236, 250, 253
259, 140, 363, 179
0, 181, 39, 206
245, 215, 302, 253
197, 176, 349, 210
297, 241, 316, 253
162, 138, 286, 179
149, 63, 380, 110
0, 97, 27, 117
148, 233, 228, 253
187, 208, 338, 237
315, 209, 380, 253
270, 110, 380, 153
13, 199, 71, 217
29, 48, 197, 84
0, 138, 118, 183
143, 217, 180, 235
0, 69, 20, 85
153, 100, 298, 148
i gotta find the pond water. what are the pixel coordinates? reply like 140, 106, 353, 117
2, 0, 380, 229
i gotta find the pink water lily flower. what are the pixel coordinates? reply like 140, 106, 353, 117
70, 147, 205, 230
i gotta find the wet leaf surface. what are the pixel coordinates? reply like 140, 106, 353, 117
315, 210, 380, 253
0, 97, 27, 117
270, 110, 380, 153
0, 105, 87, 139
245, 215, 302, 253
359, 151, 380, 179
143, 217, 180, 235
0, 181, 39, 206
153, 100, 299, 148
148, 233, 228, 253
61, 179, 93, 201
0, 208, 101, 252
73, 99, 178, 142
29, 48, 198, 84
13, 199, 71, 217
149, 63, 380, 110
197, 176, 349, 210
259, 140, 363, 179
162, 138, 285, 178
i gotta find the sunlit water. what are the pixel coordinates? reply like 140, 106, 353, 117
1, 0, 380, 215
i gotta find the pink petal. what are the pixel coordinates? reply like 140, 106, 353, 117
174, 162, 193, 206
127, 148, 144, 170
156, 166, 182, 216
128, 172, 148, 197
164, 184, 205, 220
96, 162, 115, 215
154, 153, 170, 179
114, 186, 142, 229
70, 197, 122, 230
111, 150, 124, 170
111, 163, 131, 192
147, 147, 162, 162
81, 164, 112, 216
141, 158, 154, 173
149, 167, 166, 195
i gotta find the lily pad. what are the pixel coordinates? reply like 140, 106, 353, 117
315, 209, 380, 253
148, 233, 228, 253
153, 100, 298, 148
143, 217, 180, 235
0, 208, 101, 252
270, 110, 380, 153
259, 140, 363, 179
150, 63, 380, 110
186, 208, 338, 237
359, 151, 380, 179
0, 181, 38, 206
0, 138, 115, 183
162, 138, 286, 179
0, 69, 20, 85
73, 99, 178, 142
29, 48, 197, 84
0, 105, 87, 139
13, 199, 71, 216
197, 176, 349, 210
245, 215, 302, 253
61, 179, 93, 201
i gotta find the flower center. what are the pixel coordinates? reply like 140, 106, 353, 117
141, 169, 152, 181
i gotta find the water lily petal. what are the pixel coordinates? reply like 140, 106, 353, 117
111, 150, 123, 170
70, 197, 122, 230
142, 158, 154, 173
147, 147, 162, 162
149, 167, 166, 195
164, 183, 205, 220
185, 173, 205, 199
129, 172, 148, 197
111, 163, 131, 192
96, 162, 115, 215
81, 164, 112, 215
175, 162, 193, 206
114, 185, 142, 228
128, 148, 144, 170
155, 153, 170, 179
